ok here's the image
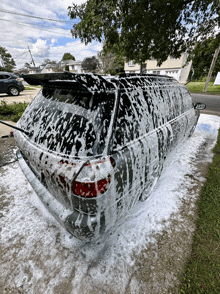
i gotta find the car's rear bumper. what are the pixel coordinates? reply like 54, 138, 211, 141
16, 150, 104, 241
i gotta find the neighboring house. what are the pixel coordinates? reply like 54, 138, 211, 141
14, 68, 29, 75
28, 66, 41, 74
41, 64, 56, 73
124, 53, 192, 83
61, 60, 85, 73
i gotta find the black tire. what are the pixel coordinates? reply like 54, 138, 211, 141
8, 86, 20, 96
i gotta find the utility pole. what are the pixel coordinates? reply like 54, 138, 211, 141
203, 44, 220, 92
28, 46, 36, 67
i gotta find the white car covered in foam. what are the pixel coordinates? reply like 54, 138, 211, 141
14, 72, 205, 241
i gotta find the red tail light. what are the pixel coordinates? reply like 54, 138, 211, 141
72, 176, 111, 197
57, 157, 115, 198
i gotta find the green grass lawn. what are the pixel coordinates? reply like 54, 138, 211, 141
186, 82, 220, 95
24, 85, 42, 90
24, 86, 35, 90
179, 129, 220, 293
29, 85, 42, 88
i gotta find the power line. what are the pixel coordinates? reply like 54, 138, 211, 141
13, 50, 29, 58
0, 18, 72, 36
0, 8, 76, 23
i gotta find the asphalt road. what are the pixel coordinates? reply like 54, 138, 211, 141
191, 93, 220, 113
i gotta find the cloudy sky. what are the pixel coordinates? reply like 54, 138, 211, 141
0, 0, 103, 69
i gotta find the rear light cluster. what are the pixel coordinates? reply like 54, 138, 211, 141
72, 177, 111, 197
58, 157, 115, 198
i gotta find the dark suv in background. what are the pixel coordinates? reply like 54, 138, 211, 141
0, 72, 25, 96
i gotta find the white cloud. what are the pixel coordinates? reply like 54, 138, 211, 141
51, 39, 57, 46
0, 0, 103, 69
50, 41, 103, 61
32, 39, 50, 58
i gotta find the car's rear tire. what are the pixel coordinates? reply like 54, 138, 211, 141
8, 86, 20, 96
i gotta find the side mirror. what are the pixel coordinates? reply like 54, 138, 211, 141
193, 102, 206, 110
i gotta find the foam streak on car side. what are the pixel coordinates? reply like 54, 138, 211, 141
94, 75, 198, 234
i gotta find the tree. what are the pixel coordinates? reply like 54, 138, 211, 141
62, 53, 75, 61
53, 61, 64, 72
41, 58, 57, 67
81, 56, 100, 73
24, 62, 31, 68
0, 46, 16, 72
68, 1, 220, 65
188, 36, 220, 81
98, 50, 125, 75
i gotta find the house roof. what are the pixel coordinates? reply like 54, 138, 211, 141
44, 64, 57, 68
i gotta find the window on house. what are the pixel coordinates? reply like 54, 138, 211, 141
153, 70, 160, 74
128, 61, 135, 67
166, 70, 178, 75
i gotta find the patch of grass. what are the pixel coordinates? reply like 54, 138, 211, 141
28, 85, 42, 88
0, 100, 29, 122
186, 82, 220, 95
24, 86, 35, 90
24, 85, 42, 90
179, 129, 220, 293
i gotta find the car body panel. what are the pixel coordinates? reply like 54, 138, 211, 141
0, 72, 24, 95
15, 73, 200, 241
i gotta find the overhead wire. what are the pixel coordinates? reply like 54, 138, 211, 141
13, 50, 29, 58
16, 53, 32, 64
0, 8, 77, 23
0, 18, 72, 36
0, 10, 101, 68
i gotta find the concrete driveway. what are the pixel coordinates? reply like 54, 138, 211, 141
0, 88, 40, 104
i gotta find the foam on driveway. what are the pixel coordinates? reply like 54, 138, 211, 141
0, 114, 220, 294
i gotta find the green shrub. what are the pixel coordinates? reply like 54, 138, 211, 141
0, 101, 29, 122
201, 76, 215, 82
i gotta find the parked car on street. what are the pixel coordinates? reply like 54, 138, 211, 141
0, 72, 25, 96
14, 72, 205, 241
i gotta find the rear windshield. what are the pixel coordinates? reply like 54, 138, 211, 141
20, 82, 115, 157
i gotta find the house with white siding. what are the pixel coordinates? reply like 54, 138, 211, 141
124, 53, 192, 83
61, 60, 85, 73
